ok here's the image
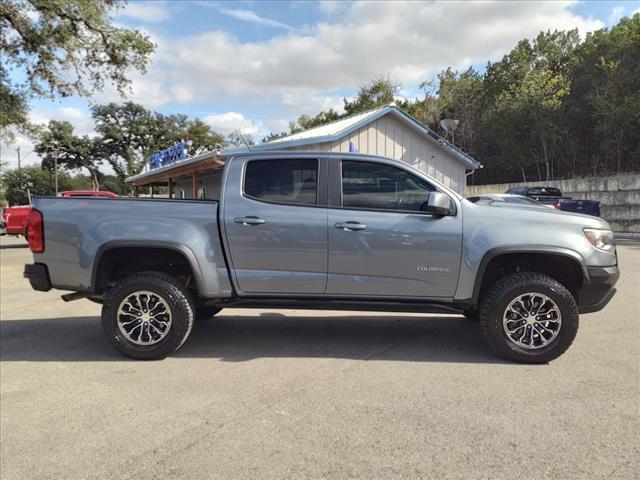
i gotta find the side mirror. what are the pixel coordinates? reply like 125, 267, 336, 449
421, 192, 453, 216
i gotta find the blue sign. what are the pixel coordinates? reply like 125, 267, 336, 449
148, 141, 188, 170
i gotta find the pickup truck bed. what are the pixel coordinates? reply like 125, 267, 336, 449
27, 197, 232, 297
506, 186, 600, 216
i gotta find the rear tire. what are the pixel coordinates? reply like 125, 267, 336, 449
102, 271, 194, 360
479, 272, 578, 363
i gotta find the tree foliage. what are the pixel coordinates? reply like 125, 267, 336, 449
32, 102, 224, 191
1, 166, 75, 205
0, 0, 155, 132
35, 120, 102, 189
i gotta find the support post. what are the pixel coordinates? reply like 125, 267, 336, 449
192, 171, 199, 199
134, 185, 139, 198
168, 177, 173, 199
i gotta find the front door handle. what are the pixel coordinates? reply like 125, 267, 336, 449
335, 221, 367, 231
234, 216, 266, 226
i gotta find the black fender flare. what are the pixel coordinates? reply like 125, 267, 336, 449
470, 246, 588, 304
90, 240, 205, 295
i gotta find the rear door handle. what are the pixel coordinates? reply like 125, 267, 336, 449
234, 216, 266, 226
335, 221, 367, 231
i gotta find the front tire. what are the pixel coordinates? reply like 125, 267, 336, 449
102, 271, 194, 360
479, 272, 579, 363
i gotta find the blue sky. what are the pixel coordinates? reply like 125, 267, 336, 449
6, 0, 640, 170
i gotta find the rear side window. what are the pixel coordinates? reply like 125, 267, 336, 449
244, 159, 318, 205
341, 160, 435, 212
527, 187, 562, 197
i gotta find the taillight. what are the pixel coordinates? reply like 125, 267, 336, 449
27, 209, 44, 253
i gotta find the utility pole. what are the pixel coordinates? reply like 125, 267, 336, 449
16, 147, 21, 172
54, 150, 59, 194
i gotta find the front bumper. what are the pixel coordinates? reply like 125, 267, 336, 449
578, 265, 620, 314
24, 263, 52, 292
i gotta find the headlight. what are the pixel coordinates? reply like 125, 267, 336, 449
584, 228, 614, 252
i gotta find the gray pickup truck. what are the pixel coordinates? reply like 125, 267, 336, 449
24, 152, 619, 363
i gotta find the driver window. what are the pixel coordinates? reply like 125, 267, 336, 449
341, 160, 435, 211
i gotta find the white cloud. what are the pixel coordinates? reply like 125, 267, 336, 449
1, 132, 37, 171
217, 7, 300, 32
317, 1, 347, 15
133, 0, 604, 109
201, 112, 259, 136
281, 92, 345, 116
13, 0, 607, 147
29, 106, 94, 136
608, 5, 625, 24
118, 1, 171, 23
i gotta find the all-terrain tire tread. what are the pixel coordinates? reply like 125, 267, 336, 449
479, 272, 579, 363
102, 271, 194, 359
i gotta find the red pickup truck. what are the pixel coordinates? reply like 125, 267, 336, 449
1, 191, 118, 237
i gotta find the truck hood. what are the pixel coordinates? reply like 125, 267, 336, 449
460, 199, 612, 230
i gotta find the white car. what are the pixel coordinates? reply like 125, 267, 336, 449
467, 193, 555, 209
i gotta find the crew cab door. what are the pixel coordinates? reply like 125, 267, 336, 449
222, 157, 328, 294
326, 158, 462, 298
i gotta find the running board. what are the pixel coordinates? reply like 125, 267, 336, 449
213, 298, 463, 315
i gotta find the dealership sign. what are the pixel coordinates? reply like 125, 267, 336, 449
148, 141, 188, 170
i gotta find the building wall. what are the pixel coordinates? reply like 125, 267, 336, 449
173, 169, 222, 200
466, 174, 640, 233
282, 114, 468, 193
173, 176, 192, 199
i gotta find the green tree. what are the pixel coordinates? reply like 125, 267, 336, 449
91, 102, 161, 182
91, 102, 224, 187
476, 29, 579, 182
183, 119, 225, 155
436, 68, 483, 151
226, 130, 255, 147
343, 75, 402, 116
289, 109, 342, 134
34, 120, 103, 190
396, 80, 440, 131
1, 166, 74, 205
0, 0, 155, 132
567, 14, 640, 175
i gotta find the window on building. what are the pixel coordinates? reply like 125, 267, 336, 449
244, 159, 318, 205
341, 160, 435, 212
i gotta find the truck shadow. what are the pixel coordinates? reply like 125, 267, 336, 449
0, 313, 508, 364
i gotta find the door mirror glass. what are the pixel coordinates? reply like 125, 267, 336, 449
421, 192, 453, 216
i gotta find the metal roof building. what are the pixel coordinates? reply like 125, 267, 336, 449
128, 104, 481, 197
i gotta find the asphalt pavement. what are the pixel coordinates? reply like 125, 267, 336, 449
1, 235, 638, 479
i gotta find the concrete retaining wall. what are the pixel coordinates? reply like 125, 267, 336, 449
466, 174, 640, 233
